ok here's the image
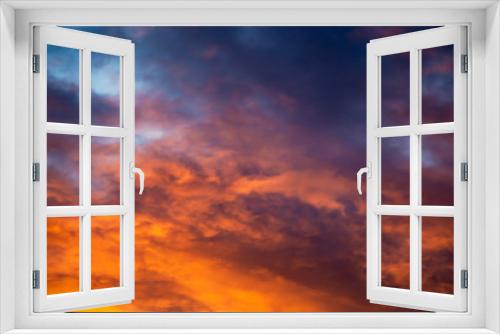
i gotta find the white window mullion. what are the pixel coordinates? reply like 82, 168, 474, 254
46, 205, 127, 217
374, 205, 454, 217
80, 215, 91, 293
90, 126, 127, 138
45, 123, 128, 138
409, 49, 421, 293
47, 122, 86, 136
415, 49, 424, 293
119, 54, 126, 288
81, 48, 92, 293
78, 48, 85, 293
374, 122, 454, 138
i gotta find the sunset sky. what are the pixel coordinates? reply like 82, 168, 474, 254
45, 27, 454, 312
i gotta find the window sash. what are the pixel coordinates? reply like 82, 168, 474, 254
366, 26, 468, 312
32, 25, 136, 312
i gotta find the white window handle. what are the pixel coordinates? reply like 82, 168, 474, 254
357, 164, 371, 195
130, 162, 145, 195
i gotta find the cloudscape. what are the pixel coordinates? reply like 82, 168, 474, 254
45, 27, 454, 312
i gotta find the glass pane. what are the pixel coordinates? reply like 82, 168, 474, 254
91, 216, 121, 289
381, 215, 410, 289
421, 45, 454, 124
422, 217, 454, 294
91, 137, 121, 205
47, 45, 80, 124
91, 52, 121, 127
47, 134, 79, 206
381, 137, 410, 205
47, 217, 80, 295
381, 52, 410, 127
421, 134, 454, 206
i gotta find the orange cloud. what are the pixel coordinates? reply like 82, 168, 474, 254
47, 217, 79, 295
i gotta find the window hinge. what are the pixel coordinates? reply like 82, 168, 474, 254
32, 54, 40, 73
32, 163, 40, 182
461, 54, 468, 73
461, 162, 468, 182
461, 269, 468, 289
32, 270, 40, 289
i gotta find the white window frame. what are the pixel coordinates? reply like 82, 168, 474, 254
0, 1, 499, 333
365, 26, 468, 312
33, 26, 136, 312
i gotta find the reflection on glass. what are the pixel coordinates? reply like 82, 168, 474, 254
421, 45, 454, 124
381, 52, 410, 127
47, 134, 80, 206
91, 216, 121, 289
421, 134, 454, 206
47, 217, 80, 295
47, 45, 80, 124
421, 217, 454, 294
381, 215, 410, 289
381, 136, 410, 205
92, 52, 121, 127
91, 137, 121, 205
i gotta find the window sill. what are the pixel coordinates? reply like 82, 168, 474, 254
3, 329, 497, 334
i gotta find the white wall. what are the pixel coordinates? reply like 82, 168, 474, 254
485, 2, 500, 333
0, 2, 16, 333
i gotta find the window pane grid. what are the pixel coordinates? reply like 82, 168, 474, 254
366, 26, 466, 312
45, 49, 126, 205
34, 25, 135, 312
44, 48, 125, 295
376, 47, 456, 294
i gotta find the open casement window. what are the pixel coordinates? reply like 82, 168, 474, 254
33, 26, 142, 312
362, 26, 468, 312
